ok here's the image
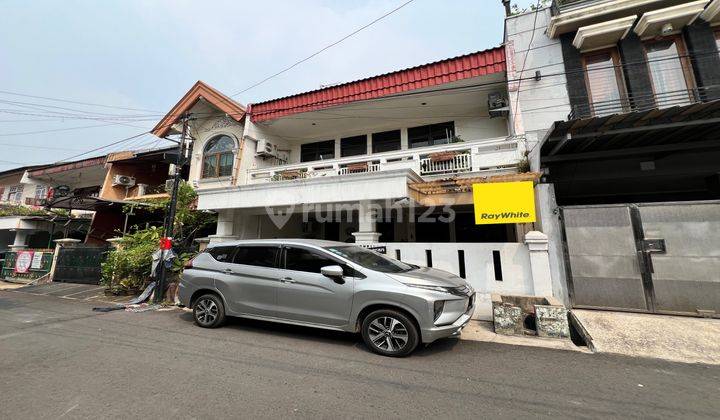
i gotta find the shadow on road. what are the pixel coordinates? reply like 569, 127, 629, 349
177, 311, 461, 356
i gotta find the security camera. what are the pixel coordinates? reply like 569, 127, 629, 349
661, 23, 674, 36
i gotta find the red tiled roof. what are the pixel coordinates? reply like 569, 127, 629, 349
248, 47, 506, 122
28, 156, 106, 177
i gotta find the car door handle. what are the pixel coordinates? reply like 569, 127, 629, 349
223, 268, 234, 274
280, 277, 295, 283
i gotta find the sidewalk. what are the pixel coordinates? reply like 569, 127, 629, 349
572, 309, 720, 365
5, 282, 134, 304
0, 280, 28, 291
460, 320, 588, 353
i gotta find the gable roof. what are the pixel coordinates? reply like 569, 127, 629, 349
247, 47, 506, 123
152, 81, 246, 138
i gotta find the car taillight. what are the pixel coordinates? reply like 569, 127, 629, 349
184, 258, 194, 269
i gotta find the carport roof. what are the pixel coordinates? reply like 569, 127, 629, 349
540, 100, 720, 163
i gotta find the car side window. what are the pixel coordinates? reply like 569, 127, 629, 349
232, 246, 277, 268
285, 247, 342, 274
208, 246, 235, 263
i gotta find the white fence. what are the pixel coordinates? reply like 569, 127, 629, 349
247, 137, 521, 184
376, 242, 536, 297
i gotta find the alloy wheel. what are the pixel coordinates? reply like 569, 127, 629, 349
367, 316, 409, 352
195, 298, 219, 326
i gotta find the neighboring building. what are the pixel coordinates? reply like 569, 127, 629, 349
509, 0, 720, 317
0, 165, 58, 253
152, 50, 560, 319
89, 147, 189, 243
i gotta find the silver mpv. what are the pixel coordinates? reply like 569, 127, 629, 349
179, 239, 475, 357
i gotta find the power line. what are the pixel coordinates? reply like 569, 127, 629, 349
0, 122, 121, 137
0, 142, 83, 151
512, 0, 541, 121
0, 89, 160, 113
0, 98, 160, 118
229, 0, 416, 97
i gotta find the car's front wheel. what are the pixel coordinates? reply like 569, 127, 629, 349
192, 293, 226, 328
361, 309, 419, 357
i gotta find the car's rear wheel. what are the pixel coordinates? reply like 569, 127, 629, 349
193, 294, 226, 328
361, 309, 419, 357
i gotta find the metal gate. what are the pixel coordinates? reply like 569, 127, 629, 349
561, 201, 720, 318
53, 246, 109, 285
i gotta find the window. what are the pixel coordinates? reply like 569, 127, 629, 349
34, 185, 47, 199
0, 186, 5, 200
371, 130, 401, 153
232, 246, 278, 268
340, 135, 367, 157
582, 49, 626, 116
285, 247, 339, 273
202, 135, 235, 178
644, 37, 694, 107
208, 246, 235, 263
300, 140, 335, 162
325, 246, 414, 274
7, 185, 23, 203
408, 122, 454, 148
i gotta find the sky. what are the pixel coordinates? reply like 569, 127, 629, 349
0, 0, 538, 171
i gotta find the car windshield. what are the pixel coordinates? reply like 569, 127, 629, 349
325, 246, 415, 273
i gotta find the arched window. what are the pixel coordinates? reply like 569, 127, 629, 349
202, 135, 235, 178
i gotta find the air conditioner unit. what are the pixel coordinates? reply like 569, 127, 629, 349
112, 175, 136, 187
488, 92, 509, 118
255, 138, 277, 157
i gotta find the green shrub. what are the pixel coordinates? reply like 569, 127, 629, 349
102, 227, 161, 293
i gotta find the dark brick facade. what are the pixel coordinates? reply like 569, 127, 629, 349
684, 20, 720, 101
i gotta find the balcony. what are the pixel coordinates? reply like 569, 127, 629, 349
552, 0, 611, 13
568, 87, 718, 120
246, 138, 521, 185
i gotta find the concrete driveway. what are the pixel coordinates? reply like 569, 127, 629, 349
8, 282, 132, 304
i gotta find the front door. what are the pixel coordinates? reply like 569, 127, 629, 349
275, 246, 355, 327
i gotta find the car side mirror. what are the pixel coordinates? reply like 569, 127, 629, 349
321, 265, 344, 279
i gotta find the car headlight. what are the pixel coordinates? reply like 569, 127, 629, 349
404, 283, 453, 294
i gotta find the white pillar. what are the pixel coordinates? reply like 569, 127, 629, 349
352, 201, 381, 244
209, 209, 239, 244
525, 231, 553, 297
400, 128, 409, 150
49, 238, 81, 282
9, 230, 30, 251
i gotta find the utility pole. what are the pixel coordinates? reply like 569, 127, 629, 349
154, 113, 189, 303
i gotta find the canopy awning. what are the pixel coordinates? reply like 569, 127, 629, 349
540, 100, 720, 164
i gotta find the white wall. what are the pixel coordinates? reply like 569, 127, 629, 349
381, 242, 535, 320
188, 114, 246, 190
505, 7, 572, 307
505, 7, 569, 151
0, 172, 51, 205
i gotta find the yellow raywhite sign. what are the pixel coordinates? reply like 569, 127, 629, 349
472, 181, 536, 225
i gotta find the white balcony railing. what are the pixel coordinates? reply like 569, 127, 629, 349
246, 137, 521, 185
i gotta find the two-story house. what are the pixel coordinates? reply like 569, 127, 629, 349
0, 165, 57, 254
152, 49, 561, 319
511, 0, 720, 317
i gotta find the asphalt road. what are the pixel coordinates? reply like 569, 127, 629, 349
1, 290, 718, 419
